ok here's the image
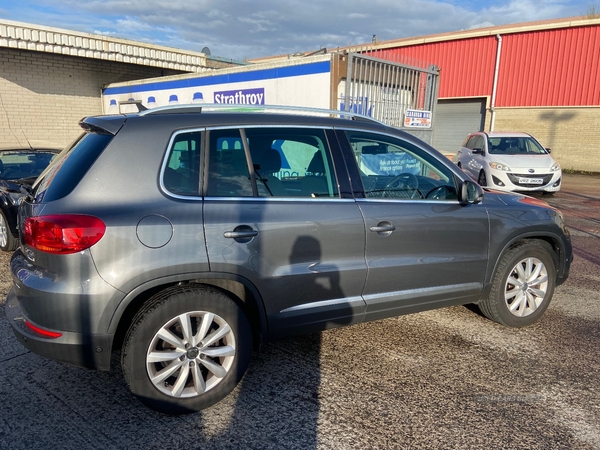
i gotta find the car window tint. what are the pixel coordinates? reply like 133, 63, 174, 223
206, 129, 253, 197
33, 132, 112, 203
244, 127, 339, 198
345, 131, 458, 201
163, 131, 201, 196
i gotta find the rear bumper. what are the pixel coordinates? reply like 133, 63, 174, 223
6, 288, 113, 370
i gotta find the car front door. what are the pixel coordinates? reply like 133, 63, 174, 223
459, 134, 486, 180
202, 126, 367, 338
337, 130, 490, 322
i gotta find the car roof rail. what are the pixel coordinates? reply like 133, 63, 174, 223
137, 103, 385, 124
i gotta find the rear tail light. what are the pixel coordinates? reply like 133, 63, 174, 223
24, 214, 106, 254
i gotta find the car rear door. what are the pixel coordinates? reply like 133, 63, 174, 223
202, 126, 367, 338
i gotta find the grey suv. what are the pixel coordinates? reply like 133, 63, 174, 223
6, 105, 572, 414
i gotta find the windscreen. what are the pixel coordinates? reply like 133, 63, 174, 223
0, 151, 58, 181
487, 137, 547, 155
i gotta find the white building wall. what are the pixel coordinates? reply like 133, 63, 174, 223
0, 48, 185, 148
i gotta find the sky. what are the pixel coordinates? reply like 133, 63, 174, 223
0, 0, 595, 60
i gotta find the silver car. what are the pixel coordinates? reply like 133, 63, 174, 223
453, 132, 561, 194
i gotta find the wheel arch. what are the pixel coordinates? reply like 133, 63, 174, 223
109, 272, 268, 356
483, 232, 565, 298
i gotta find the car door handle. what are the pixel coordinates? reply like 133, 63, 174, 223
223, 230, 259, 239
370, 224, 396, 233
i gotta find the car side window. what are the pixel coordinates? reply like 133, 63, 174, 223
245, 127, 339, 198
206, 127, 339, 198
206, 129, 253, 197
465, 136, 477, 150
471, 136, 484, 152
346, 131, 458, 201
163, 131, 201, 196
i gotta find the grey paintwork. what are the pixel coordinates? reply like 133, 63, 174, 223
6, 111, 572, 371
203, 197, 368, 337
357, 198, 490, 321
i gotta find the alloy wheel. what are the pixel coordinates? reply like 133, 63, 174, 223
146, 311, 236, 398
504, 257, 549, 317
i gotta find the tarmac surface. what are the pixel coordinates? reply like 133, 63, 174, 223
0, 172, 599, 449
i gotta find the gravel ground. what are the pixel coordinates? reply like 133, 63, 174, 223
0, 173, 599, 450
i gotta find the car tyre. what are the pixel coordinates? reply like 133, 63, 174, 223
0, 210, 17, 252
122, 285, 252, 415
478, 170, 487, 186
479, 240, 556, 327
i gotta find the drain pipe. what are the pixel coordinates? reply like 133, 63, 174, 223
490, 34, 502, 132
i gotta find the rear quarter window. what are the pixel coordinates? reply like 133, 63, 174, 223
33, 132, 113, 203
163, 131, 202, 196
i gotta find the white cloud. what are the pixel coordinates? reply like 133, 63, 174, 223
468, 21, 496, 29
93, 30, 117, 36
3, 0, 589, 60
347, 13, 370, 19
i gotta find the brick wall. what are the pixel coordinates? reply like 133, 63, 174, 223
493, 107, 600, 173
0, 48, 185, 148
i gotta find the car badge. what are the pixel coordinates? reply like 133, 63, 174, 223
528, 169, 535, 173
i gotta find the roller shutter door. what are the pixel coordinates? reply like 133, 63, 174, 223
432, 99, 486, 154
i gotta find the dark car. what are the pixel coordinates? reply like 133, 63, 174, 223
6, 105, 572, 415
0, 146, 60, 251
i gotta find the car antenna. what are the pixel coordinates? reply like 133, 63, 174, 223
18, 131, 37, 202
22, 131, 35, 151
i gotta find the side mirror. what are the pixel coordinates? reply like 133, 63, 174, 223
545, 148, 552, 153
472, 147, 484, 155
459, 180, 484, 205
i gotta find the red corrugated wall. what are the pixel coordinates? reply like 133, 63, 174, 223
379, 37, 497, 99
378, 25, 600, 107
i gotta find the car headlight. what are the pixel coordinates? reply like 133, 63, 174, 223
8, 192, 23, 205
489, 162, 511, 171
551, 163, 561, 171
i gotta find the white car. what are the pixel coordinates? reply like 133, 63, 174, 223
453, 132, 561, 194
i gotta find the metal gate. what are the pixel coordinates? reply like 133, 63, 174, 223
340, 51, 440, 129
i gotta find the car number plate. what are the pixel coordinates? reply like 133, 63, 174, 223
519, 177, 543, 184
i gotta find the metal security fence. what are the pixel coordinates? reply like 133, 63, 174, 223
340, 50, 440, 129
